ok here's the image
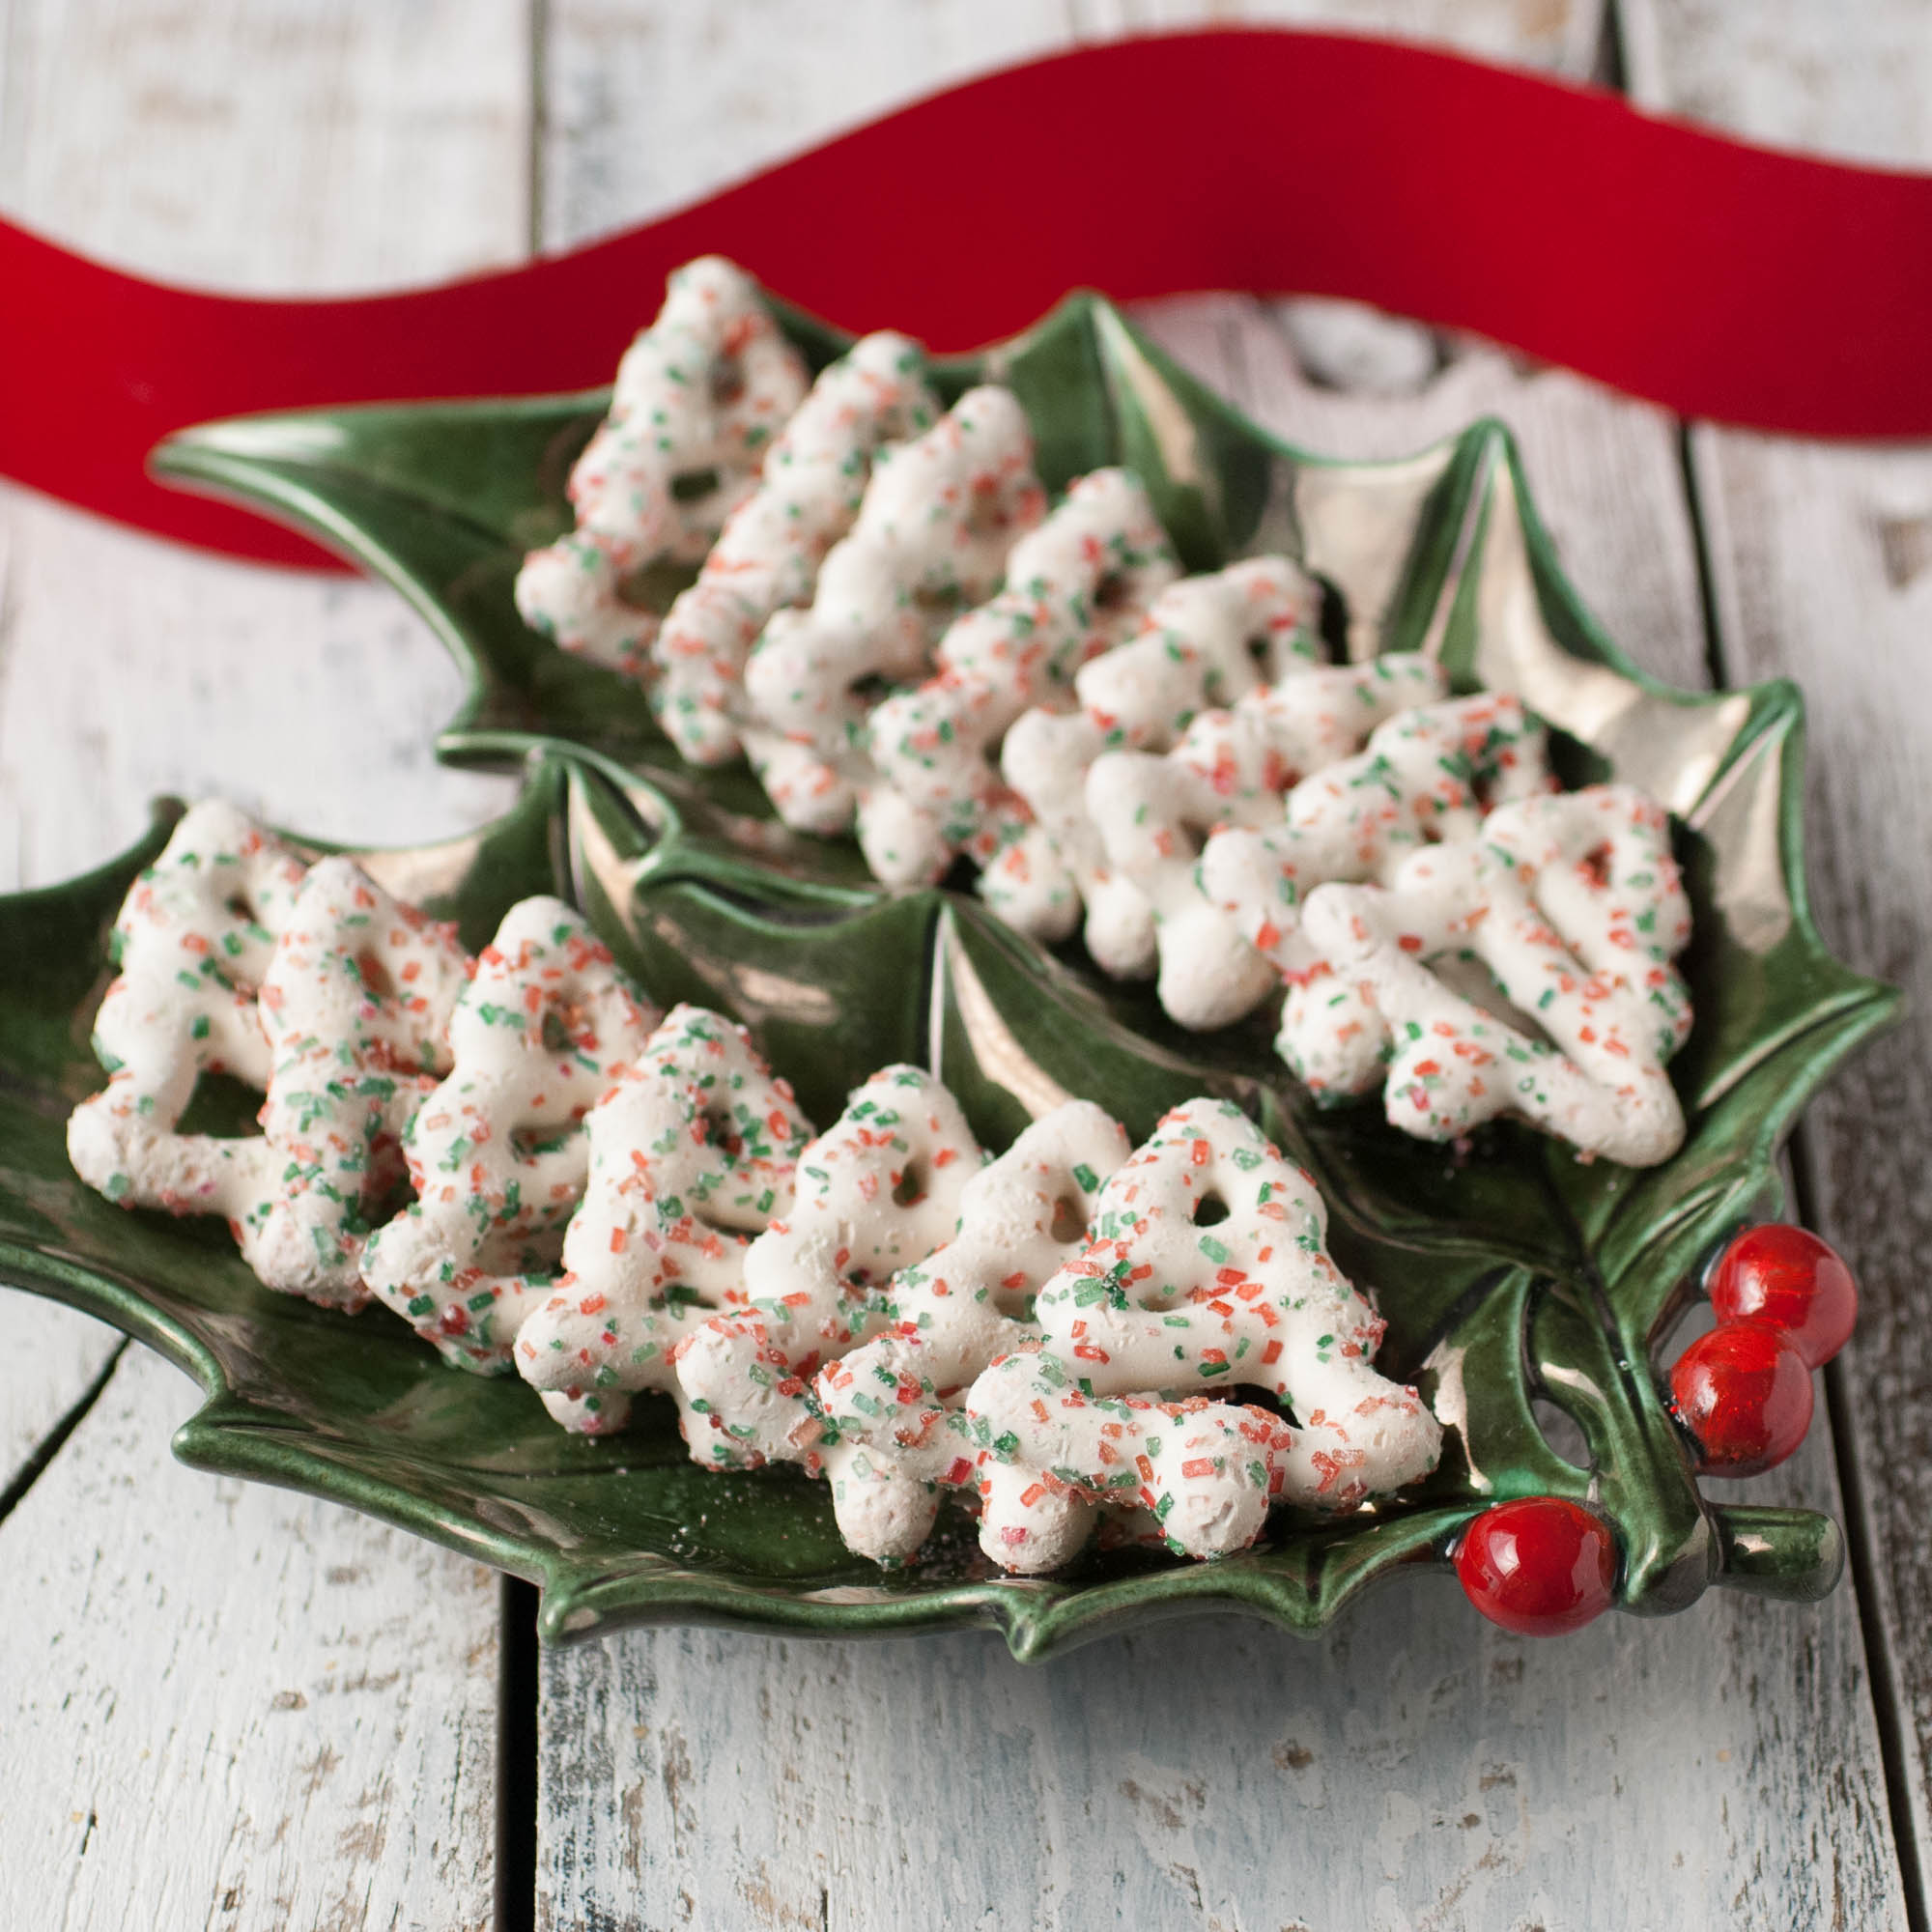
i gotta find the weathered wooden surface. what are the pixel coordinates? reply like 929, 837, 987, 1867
540, 1456, 1889, 1932
0, 1347, 500, 1932
0, 6, 516, 1923
0, 0, 530, 291
0, 1295, 119, 1503
0, 1, 1921, 1925
538, 0, 1606, 245
1625, 0, 1932, 1900
0, 0, 523, 894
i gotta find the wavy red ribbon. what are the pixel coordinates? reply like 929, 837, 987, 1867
6, 28, 1930, 570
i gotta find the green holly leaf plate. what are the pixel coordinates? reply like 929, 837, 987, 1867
0, 292, 1893, 1656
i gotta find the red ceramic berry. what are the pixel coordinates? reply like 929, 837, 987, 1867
1455, 1497, 1617, 1637
1709, 1224, 1858, 1368
1670, 1324, 1814, 1476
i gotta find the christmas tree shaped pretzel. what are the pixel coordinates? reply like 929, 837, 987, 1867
671, 1065, 982, 1468
514, 256, 809, 675
514, 1004, 814, 1435
359, 897, 660, 1369
969, 1097, 1441, 1571
812, 1099, 1131, 1563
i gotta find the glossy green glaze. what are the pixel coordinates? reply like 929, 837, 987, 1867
0, 293, 1889, 1656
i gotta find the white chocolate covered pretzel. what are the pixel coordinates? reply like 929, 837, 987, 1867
68, 800, 308, 1240
1086, 656, 1457, 1029
1201, 687, 1549, 976
1290, 784, 1693, 1163
359, 897, 660, 1369
968, 1351, 1292, 1572
978, 560, 1323, 960
652, 331, 939, 765
249, 857, 473, 1306
740, 386, 1045, 834
811, 1100, 1130, 1563
966, 1097, 1439, 1567
858, 470, 1179, 887
987, 709, 1156, 967
512, 1004, 814, 1434
1075, 556, 1321, 753
515, 256, 809, 675
672, 1065, 982, 1469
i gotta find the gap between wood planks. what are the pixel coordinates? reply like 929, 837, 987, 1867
0, 1335, 125, 1531
498, 1577, 542, 1932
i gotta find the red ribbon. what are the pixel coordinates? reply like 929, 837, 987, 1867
6, 28, 1930, 571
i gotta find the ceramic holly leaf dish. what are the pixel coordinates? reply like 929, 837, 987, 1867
0, 698, 1889, 1657
150, 292, 1379, 886
16, 280, 1877, 1654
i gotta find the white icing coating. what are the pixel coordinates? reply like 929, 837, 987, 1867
989, 709, 1155, 969
1290, 783, 1694, 1164
1202, 686, 1548, 970
248, 857, 472, 1305
512, 1004, 813, 1434
1087, 655, 1456, 1030
514, 256, 809, 675
966, 1096, 1439, 1570
811, 1100, 1130, 1564
1075, 555, 1321, 753
858, 470, 1178, 888
651, 331, 939, 765
359, 897, 660, 1370
67, 800, 308, 1239
968, 1353, 1290, 1572
740, 386, 1045, 833
672, 1065, 983, 1468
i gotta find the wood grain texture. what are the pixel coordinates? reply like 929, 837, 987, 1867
533, 292, 1906, 1928
0, 0, 531, 292
0, 0, 529, 894
539, 0, 1605, 251
1616, 0, 1932, 168
1624, 0, 1932, 1896
0, 1346, 499, 1932
0, 3, 523, 1917
1067, 0, 1605, 72
537, 1443, 1893, 1932
0, 491, 518, 891
0, 1292, 119, 1501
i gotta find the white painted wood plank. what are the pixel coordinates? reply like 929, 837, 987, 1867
1617, 0, 1932, 168
538, 1441, 1895, 1932
540, 0, 1605, 253
0, 2, 526, 1915
0, 1345, 500, 1932
0, 0, 529, 893
538, 0, 1068, 247
0, 0, 531, 892
1623, 0, 1932, 1894
0, 1290, 119, 1500
0, 0, 532, 292
0, 490, 517, 891
1068, 0, 1605, 76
